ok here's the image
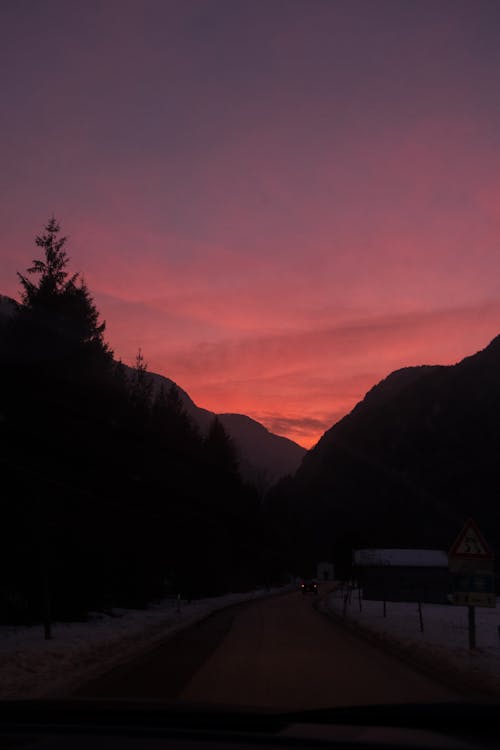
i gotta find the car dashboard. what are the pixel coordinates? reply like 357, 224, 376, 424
0, 700, 498, 750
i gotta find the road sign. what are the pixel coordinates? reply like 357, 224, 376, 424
452, 571, 495, 608
449, 519, 496, 613
453, 592, 495, 607
453, 572, 494, 592
448, 518, 494, 560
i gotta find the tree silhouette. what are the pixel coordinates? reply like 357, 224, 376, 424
205, 416, 239, 476
0, 219, 278, 623
18, 217, 76, 305
129, 348, 153, 416
12, 217, 112, 375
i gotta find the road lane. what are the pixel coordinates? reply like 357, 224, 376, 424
73, 604, 241, 700
179, 590, 458, 709
74, 590, 459, 708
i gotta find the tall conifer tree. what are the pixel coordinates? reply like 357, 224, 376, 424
14, 217, 112, 374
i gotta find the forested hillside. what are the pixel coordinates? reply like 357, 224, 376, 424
0, 220, 285, 625
0, 303, 305, 490
267, 340, 500, 578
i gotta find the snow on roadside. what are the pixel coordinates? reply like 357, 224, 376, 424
0, 587, 290, 700
325, 587, 500, 694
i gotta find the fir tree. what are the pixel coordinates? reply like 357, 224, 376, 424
152, 383, 200, 450
129, 348, 153, 416
18, 217, 77, 306
205, 416, 239, 476
13, 217, 112, 374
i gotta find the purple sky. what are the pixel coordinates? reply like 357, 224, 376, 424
2, 0, 500, 447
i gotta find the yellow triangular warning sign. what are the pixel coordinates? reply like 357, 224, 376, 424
449, 519, 494, 559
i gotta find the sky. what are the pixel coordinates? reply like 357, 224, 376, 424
2, 0, 500, 448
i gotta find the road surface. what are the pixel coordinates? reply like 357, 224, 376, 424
73, 589, 459, 709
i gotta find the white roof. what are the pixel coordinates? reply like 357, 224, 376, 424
353, 549, 448, 568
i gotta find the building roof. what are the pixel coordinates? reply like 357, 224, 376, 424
353, 549, 448, 568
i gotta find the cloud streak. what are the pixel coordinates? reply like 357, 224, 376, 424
2, 2, 500, 447
134, 302, 500, 447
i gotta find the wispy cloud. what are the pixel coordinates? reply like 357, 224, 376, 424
2, 2, 500, 448
140, 302, 500, 447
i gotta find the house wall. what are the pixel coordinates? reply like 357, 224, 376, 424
357, 566, 451, 604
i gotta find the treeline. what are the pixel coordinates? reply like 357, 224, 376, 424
0, 219, 284, 625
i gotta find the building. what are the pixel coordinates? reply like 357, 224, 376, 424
353, 549, 450, 604
317, 561, 335, 581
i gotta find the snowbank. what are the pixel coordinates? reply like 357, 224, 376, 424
0, 587, 290, 700
324, 587, 500, 696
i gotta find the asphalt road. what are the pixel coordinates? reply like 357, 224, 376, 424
73, 590, 459, 709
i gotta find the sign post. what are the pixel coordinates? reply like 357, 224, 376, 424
468, 604, 476, 650
448, 518, 495, 650
418, 601, 424, 633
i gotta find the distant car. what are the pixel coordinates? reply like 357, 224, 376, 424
300, 579, 318, 594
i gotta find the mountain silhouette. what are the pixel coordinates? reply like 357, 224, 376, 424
137, 367, 305, 487
0, 294, 305, 486
269, 334, 500, 572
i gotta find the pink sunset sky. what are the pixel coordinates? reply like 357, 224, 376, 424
2, 0, 500, 448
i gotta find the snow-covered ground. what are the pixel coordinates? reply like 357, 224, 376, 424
324, 586, 500, 696
0, 587, 290, 700
4, 584, 499, 702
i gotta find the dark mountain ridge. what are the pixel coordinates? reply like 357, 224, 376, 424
0, 293, 19, 320
143, 369, 305, 486
217, 413, 305, 492
269, 334, 500, 574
